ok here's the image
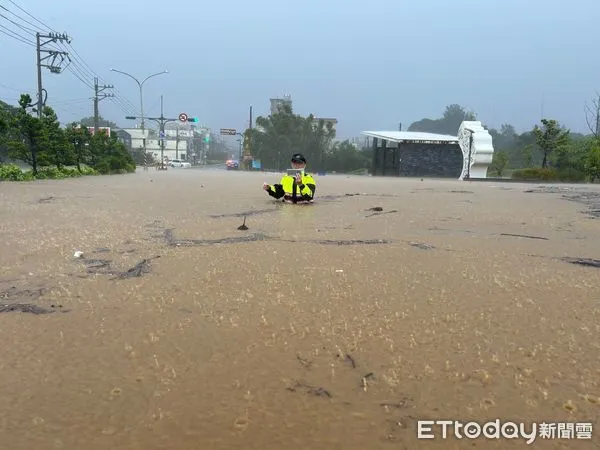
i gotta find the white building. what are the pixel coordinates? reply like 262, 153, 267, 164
122, 128, 189, 161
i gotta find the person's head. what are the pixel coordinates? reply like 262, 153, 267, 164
291, 153, 307, 170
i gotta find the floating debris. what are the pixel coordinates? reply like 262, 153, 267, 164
380, 400, 410, 409
366, 209, 398, 218
112, 257, 160, 279
499, 233, 549, 240
209, 208, 278, 218
296, 355, 312, 369
78, 256, 159, 279
0, 303, 55, 314
562, 192, 600, 219
316, 239, 389, 246
561, 257, 600, 268
0, 286, 47, 301
154, 226, 390, 248
409, 242, 435, 250
286, 382, 332, 398
237, 216, 248, 230
524, 186, 582, 194
82, 258, 112, 273
167, 233, 273, 247
344, 353, 357, 369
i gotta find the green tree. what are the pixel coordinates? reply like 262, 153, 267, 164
408, 104, 476, 135
88, 131, 135, 174
323, 140, 371, 173
41, 106, 72, 169
77, 116, 118, 129
250, 104, 335, 171
488, 151, 509, 177
522, 146, 534, 168
584, 140, 600, 182
0, 105, 8, 162
7, 94, 43, 175
65, 124, 92, 172
533, 119, 570, 168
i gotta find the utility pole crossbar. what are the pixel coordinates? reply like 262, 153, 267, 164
36, 32, 71, 118
93, 77, 114, 132
125, 95, 177, 165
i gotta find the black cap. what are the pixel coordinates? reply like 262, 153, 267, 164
291, 153, 306, 163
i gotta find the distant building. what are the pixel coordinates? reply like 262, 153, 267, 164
86, 127, 111, 137
120, 127, 189, 161
270, 94, 292, 115
312, 117, 337, 137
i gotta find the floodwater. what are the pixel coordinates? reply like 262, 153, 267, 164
0, 168, 599, 449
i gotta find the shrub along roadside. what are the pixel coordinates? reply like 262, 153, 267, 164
1, 94, 137, 179
0, 164, 101, 181
511, 167, 587, 182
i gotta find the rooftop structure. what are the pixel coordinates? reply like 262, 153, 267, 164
361, 131, 458, 144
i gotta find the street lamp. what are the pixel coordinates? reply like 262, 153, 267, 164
109, 68, 168, 154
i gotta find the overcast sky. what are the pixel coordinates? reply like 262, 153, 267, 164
2, 0, 599, 140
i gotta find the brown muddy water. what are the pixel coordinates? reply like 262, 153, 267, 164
0, 169, 599, 449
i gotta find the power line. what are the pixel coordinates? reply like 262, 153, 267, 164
5, 0, 55, 32
0, 1, 138, 120
0, 11, 37, 33
0, 22, 35, 45
0, 3, 46, 33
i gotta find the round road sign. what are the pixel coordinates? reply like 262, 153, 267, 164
178, 113, 188, 122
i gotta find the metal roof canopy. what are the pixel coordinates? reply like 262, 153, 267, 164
362, 130, 459, 144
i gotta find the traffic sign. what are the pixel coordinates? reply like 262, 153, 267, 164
220, 128, 236, 135
179, 113, 188, 122
159, 131, 165, 138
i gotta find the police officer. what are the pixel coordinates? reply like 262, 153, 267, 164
263, 153, 316, 203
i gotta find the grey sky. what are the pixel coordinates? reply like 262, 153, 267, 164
2, 0, 599, 140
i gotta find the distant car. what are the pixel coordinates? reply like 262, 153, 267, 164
170, 159, 191, 168
226, 159, 239, 170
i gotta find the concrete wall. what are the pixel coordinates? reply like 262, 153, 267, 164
372, 143, 463, 178
398, 143, 463, 178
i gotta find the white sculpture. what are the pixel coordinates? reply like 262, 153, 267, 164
457, 121, 494, 180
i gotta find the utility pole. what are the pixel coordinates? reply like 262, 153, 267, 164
160, 95, 165, 164
126, 95, 183, 166
247, 105, 253, 170
36, 32, 71, 117
125, 96, 198, 166
93, 77, 114, 132
596, 94, 600, 137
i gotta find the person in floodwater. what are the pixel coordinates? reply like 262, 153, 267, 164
263, 153, 316, 203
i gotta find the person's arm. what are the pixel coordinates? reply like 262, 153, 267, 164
298, 174, 316, 200
265, 182, 285, 199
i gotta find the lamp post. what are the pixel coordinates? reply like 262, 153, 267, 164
110, 68, 168, 154
125, 95, 177, 168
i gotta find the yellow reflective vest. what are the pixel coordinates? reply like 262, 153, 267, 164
266, 172, 316, 203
